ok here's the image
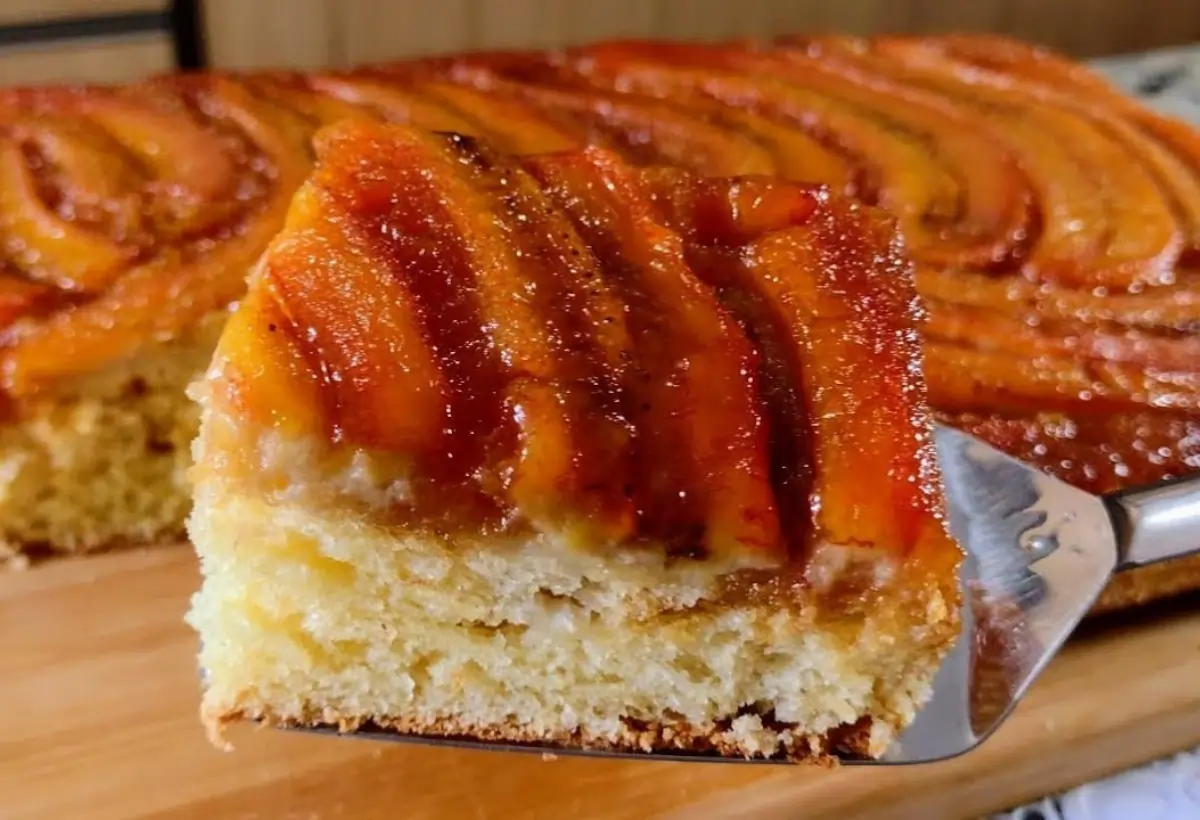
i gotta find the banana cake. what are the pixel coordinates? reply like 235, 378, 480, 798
2, 35, 1197, 617
185, 121, 963, 762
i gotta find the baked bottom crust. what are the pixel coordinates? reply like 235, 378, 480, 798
225, 710, 877, 765
0, 314, 224, 561
1093, 555, 1200, 615
188, 491, 953, 763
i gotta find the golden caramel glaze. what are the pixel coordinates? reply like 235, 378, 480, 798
528, 37, 1200, 498
213, 120, 955, 568
1, 34, 1198, 509
630, 169, 947, 561
0, 77, 314, 398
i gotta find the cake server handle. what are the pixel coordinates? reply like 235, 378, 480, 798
1106, 473, 1200, 568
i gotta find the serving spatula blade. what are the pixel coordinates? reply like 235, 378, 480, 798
879, 425, 1119, 763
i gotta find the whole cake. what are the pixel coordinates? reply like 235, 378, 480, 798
2, 35, 1197, 613
186, 120, 962, 761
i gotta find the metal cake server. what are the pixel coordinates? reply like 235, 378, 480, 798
291, 425, 1200, 765
877, 424, 1200, 764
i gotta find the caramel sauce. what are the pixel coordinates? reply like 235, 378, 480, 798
440, 136, 636, 540
0, 79, 309, 394
525, 149, 780, 561
229, 121, 954, 571
0, 36, 1195, 562
648, 177, 942, 555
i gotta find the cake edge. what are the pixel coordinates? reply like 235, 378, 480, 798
205, 706, 885, 765
0, 311, 228, 562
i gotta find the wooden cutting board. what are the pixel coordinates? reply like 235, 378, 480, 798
3, 545, 1200, 820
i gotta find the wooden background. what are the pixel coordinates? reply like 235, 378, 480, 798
0, 0, 1198, 85
0, 1, 173, 85
202, 0, 1200, 71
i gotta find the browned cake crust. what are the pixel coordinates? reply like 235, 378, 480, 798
1094, 556, 1200, 614
233, 710, 877, 765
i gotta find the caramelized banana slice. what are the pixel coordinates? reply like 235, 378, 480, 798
527, 148, 780, 563
638, 171, 947, 559
1, 78, 313, 395
566, 41, 1032, 270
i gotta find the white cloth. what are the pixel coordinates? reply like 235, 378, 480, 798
995, 747, 1200, 819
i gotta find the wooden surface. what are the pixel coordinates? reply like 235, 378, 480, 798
0, 35, 173, 85
3, 545, 1200, 820
202, 0, 1200, 70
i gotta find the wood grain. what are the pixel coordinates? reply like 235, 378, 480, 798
202, 0, 1200, 70
201, 0, 336, 71
2, 544, 1199, 820
0, 35, 172, 85
0, 0, 166, 27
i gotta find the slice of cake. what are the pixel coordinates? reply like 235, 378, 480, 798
187, 120, 961, 762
